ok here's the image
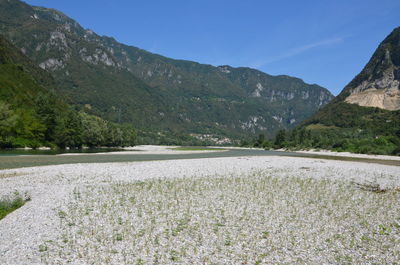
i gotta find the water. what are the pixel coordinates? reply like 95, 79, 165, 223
0, 148, 125, 157
0, 149, 398, 170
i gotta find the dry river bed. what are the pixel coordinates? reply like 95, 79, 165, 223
0, 153, 399, 264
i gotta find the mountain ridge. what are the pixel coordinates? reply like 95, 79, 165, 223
0, 0, 334, 140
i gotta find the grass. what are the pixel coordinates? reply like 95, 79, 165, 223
305, 124, 340, 130
42, 172, 400, 264
0, 193, 28, 220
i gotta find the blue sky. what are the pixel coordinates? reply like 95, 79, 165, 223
25, 0, 400, 95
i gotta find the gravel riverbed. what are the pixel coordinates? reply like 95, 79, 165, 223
0, 155, 399, 264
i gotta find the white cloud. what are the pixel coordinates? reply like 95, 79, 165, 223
250, 37, 344, 68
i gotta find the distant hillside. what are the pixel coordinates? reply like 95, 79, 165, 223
0, 35, 136, 148
0, 0, 333, 140
285, 27, 400, 155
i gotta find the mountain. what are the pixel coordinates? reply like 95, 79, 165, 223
342, 27, 400, 111
294, 27, 400, 155
0, 35, 136, 148
0, 0, 333, 140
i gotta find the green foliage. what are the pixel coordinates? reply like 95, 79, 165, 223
14, 109, 46, 145
281, 126, 400, 156
262, 140, 272, 150
53, 109, 83, 148
274, 129, 287, 148
253, 134, 265, 148
80, 113, 137, 147
0, 194, 27, 220
81, 113, 107, 147
239, 139, 251, 147
306, 102, 400, 137
0, 101, 17, 137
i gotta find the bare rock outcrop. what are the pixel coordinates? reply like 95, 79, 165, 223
345, 66, 400, 110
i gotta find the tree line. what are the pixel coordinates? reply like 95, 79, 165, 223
0, 94, 136, 149
245, 127, 400, 156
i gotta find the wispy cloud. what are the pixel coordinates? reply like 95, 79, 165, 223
249, 37, 344, 68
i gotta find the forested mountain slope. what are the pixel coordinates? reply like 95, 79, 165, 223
0, 0, 333, 140
0, 35, 136, 148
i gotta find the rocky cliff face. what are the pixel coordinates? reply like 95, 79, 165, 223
344, 69, 400, 110
0, 0, 334, 138
343, 27, 400, 111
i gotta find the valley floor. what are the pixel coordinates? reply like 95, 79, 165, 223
0, 149, 399, 264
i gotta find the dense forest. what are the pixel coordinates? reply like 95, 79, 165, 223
0, 99, 137, 149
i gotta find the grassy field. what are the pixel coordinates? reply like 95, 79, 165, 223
40, 172, 400, 264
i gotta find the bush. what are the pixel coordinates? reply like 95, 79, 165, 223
262, 140, 272, 150
392, 146, 400, 156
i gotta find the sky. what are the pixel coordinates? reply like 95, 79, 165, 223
24, 0, 400, 95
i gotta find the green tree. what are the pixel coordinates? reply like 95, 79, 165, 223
14, 109, 46, 147
54, 110, 83, 148
0, 101, 17, 147
0, 101, 17, 137
262, 139, 272, 150
254, 133, 265, 147
274, 129, 286, 148
34, 93, 60, 142
80, 113, 107, 147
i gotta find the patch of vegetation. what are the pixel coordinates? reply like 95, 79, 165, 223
270, 126, 399, 156
0, 193, 28, 220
